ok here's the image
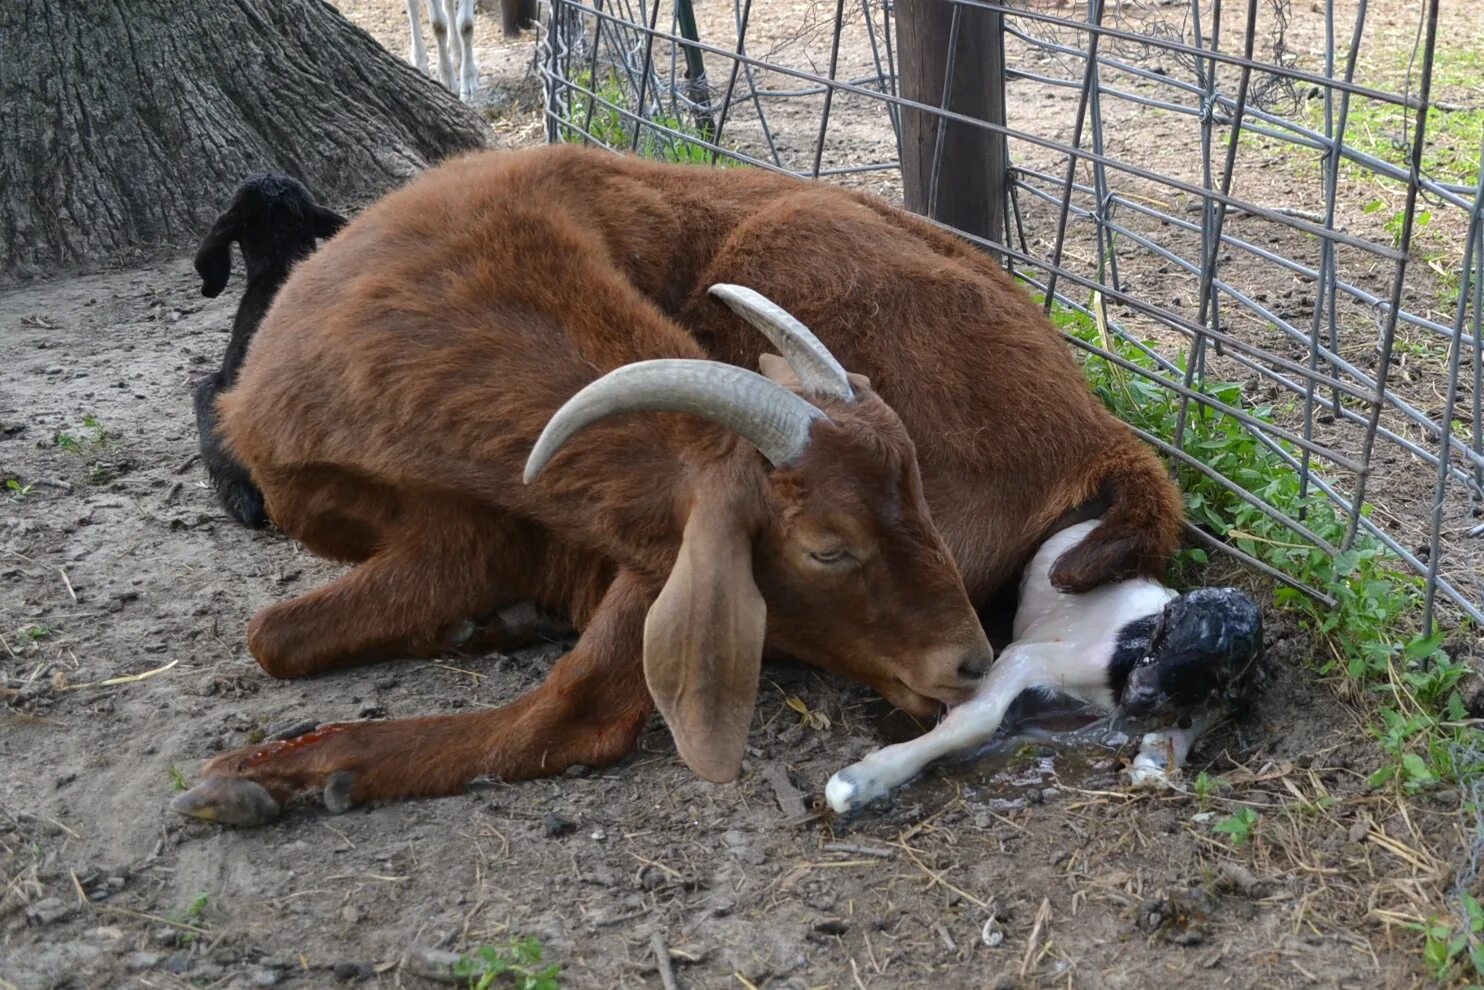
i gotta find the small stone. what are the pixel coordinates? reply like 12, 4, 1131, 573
1348, 818, 1370, 844
813, 919, 848, 936
153, 926, 182, 947
165, 951, 193, 974
85, 925, 125, 942
1041, 787, 1061, 802
333, 960, 373, 982
403, 947, 464, 982
341, 904, 361, 925
545, 813, 577, 838
125, 951, 164, 972
1137, 898, 1172, 933
250, 969, 280, 988
25, 897, 74, 926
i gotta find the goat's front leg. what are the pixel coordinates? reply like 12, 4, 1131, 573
427, 0, 456, 91
194, 373, 267, 529
405, 0, 430, 74
450, 0, 478, 101
826, 650, 1041, 814
1126, 710, 1223, 788
244, 503, 545, 678
172, 572, 654, 826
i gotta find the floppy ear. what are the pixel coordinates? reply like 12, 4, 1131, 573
311, 205, 348, 240
643, 485, 766, 783
763, 352, 871, 393
758, 352, 800, 389
193, 207, 240, 298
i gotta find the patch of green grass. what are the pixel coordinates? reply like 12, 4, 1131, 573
168, 765, 190, 793
5, 477, 34, 498
168, 893, 210, 945
1192, 769, 1229, 807
54, 413, 114, 455
1415, 892, 1484, 982
1212, 807, 1260, 849
1298, 44, 1483, 190
1044, 293, 1480, 980
558, 71, 734, 167
454, 938, 562, 990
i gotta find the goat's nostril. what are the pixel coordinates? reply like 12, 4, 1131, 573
958, 653, 993, 680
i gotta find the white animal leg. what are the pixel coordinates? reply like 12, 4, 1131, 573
1126, 710, 1223, 788
453, 0, 478, 102
826, 654, 1041, 814
428, 0, 456, 92
406, 0, 429, 75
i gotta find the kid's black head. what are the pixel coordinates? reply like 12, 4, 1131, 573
193, 172, 347, 298
1120, 588, 1264, 719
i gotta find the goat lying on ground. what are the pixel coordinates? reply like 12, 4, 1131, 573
171, 145, 1183, 826
826, 518, 1266, 814
192, 173, 346, 529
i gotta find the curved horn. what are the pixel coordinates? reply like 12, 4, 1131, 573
524, 359, 826, 483
709, 284, 854, 400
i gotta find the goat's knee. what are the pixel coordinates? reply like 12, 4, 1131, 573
427, 0, 455, 89
245, 604, 303, 680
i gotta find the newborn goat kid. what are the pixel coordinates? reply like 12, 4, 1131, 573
193, 173, 346, 528
827, 519, 1265, 813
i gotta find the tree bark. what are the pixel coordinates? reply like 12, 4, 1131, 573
896, 0, 1007, 254
0, 0, 490, 282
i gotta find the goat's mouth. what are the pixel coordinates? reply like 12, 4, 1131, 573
880, 677, 973, 719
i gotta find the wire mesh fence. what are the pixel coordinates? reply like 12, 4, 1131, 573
534, 0, 1483, 627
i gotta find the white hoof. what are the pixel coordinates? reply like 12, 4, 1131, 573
826, 761, 892, 814
1126, 732, 1177, 789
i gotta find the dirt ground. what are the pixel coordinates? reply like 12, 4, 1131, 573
1, 1, 1476, 988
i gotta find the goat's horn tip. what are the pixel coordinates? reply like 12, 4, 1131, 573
707, 283, 749, 302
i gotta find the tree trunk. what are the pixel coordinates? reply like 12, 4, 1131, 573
896, 0, 1007, 254
0, 0, 490, 282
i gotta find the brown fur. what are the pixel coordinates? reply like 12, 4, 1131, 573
190, 146, 1181, 816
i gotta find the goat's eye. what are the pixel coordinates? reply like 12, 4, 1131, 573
808, 548, 856, 567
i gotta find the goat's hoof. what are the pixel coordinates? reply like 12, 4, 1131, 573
1126, 747, 1176, 790
323, 771, 357, 815
170, 777, 282, 827
825, 767, 879, 815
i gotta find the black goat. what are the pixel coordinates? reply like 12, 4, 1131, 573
192, 173, 346, 528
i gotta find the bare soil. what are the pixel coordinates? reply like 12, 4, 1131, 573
0, 1, 1475, 988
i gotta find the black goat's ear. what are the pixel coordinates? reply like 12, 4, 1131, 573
193, 207, 240, 298
311, 205, 348, 240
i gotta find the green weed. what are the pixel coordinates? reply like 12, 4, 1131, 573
168, 765, 190, 793
1413, 892, 1484, 982
1212, 807, 1260, 849
454, 937, 562, 990
558, 71, 733, 167
168, 893, 210, 944
1192, 770, 1228, 807
54, 414, 114, 455
5, 477, 33, 498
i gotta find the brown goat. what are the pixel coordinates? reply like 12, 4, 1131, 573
172, 145, 1181, 827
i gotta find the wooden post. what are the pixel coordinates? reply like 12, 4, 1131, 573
896, 0, 1007, 253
